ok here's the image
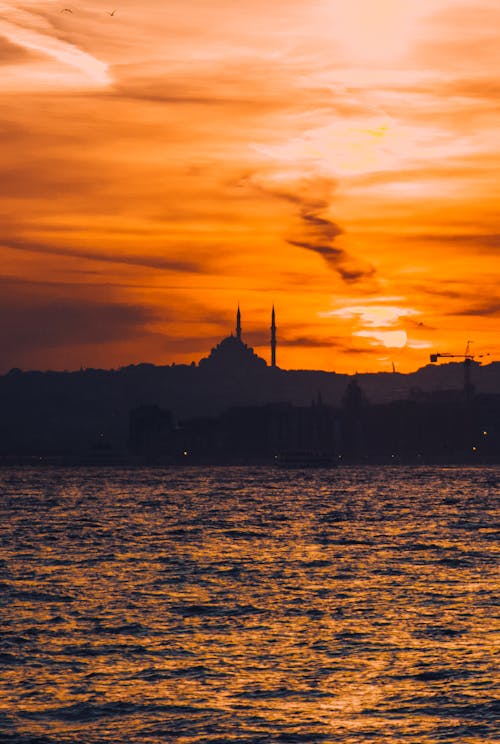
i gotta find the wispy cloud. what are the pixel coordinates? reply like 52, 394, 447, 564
274, 334, 342, 349
0, 2, 111, 87
251, 175, 376, 283
451, 300, 500, 317
2, 237, 203, 273
406, 233, 500, 251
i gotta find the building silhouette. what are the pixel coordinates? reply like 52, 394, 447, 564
198, 306, 274, 371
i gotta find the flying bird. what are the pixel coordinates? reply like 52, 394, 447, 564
60, 7, 73, 12
106, 9, 117, 15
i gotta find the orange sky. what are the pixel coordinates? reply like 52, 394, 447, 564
1, 0, 499, 373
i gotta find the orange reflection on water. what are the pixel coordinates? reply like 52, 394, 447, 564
0, 466, 498, 742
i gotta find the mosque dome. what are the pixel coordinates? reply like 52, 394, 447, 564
198, 334, 267, 371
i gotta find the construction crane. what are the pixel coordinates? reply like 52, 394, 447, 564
429, 341, 489, 400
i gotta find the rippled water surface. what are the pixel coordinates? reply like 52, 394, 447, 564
0, 466, 498, 743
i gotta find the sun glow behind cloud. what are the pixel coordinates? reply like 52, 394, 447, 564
258, 119, 415, 177
321, 301, 422, 351
355, 330, 408, 349
326, 304, 420, 328
322, 0, 435, 63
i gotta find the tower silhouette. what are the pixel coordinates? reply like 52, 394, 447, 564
271, 305, 277, 368
236, 305, 241, 340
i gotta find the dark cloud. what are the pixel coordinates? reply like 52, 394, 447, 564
0, 162, 109, 199
0, 38, 42, 64
105, 71, 276, 110
288, 240, 342, 258
2, 237, 202, 273
158, 334, 229, 353
433, 77, 500, 100
451, 300, 500, 317
243, 324, 371, 351
276, 334, 342, 348
241, 328, 342, 349
105, 59, 317, 111
340, 345, 383, 356
253, 176, 375, 283
0, 272, 238, 294
411, 283, 464, 300
0, 295, 159, 353
368, 76, 500, 102
412, 283, 500, 320
408, 233, 500, 250
288, 237, 375, 282
108, 84, 245, 107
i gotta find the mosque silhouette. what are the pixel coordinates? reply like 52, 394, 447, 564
198, 306, 276, 371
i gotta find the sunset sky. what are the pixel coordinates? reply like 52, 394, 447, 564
1, 0, 499, 373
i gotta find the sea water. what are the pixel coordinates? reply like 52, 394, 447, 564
0, 466, 498, 743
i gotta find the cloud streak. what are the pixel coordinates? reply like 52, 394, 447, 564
253, 176, 376, 283
2, 237, 203, 274
407, 233, 500, 251
0, 7, 111, 86
451, 300, 500, 317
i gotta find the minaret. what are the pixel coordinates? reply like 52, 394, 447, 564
236, 304, 241, 340
270, 305, 276, 368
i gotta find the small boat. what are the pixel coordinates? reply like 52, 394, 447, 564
274, 450, 336, 468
